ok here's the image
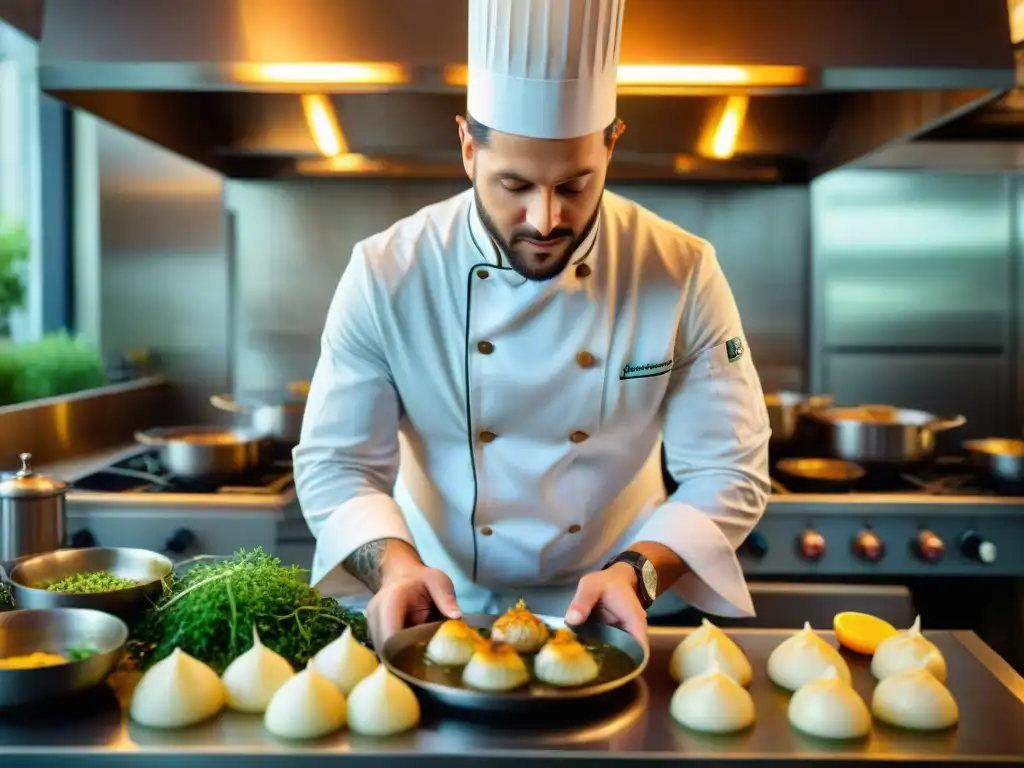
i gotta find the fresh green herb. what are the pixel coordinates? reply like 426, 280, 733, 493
64, 646, 98, 661
46, 571, 139, 594
128, 547, 368, 674
0, 582, 13, 611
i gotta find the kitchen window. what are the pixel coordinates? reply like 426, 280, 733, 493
0, 20, 42, 344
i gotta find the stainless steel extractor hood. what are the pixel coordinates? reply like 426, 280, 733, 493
855, 46, 1024, 172
30, 0, 1017, 182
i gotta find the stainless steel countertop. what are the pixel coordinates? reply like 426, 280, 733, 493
0, 627, 1022, 767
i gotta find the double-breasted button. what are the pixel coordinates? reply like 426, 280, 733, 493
569, 430, 589, 443
479, 430, 498, 443
479, 526, 494, 536
576, 351, 596, 368
478, 341, 494, 354
567, 524, 582, 534
575, 263, 592, 279
477, 269, 489, 280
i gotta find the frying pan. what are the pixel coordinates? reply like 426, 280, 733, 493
773, 458, 866, 494
962, 438, 1024, 484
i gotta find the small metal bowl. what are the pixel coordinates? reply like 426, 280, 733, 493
7, 547, 172, 622
0, 607, 128, 707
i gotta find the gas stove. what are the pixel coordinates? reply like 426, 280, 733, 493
63, 448, 290, 563
744, 456, 1024, 579
772, 455, 1021, 497
68, 448, 296, 497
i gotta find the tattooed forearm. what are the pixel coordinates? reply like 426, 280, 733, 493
343, 537, 421, 593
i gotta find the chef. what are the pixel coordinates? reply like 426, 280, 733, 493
294, 0, 771, 649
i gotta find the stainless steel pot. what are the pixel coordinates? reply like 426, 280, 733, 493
134, 426, 271, 479
0, 453, 67, 563
209, 380, 308, 444
764, 391, 833, 444
8, 546, 173, 621
804, 405, 966, 465
962, 438, 1024, 484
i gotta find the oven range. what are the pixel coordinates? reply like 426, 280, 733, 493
63, 448, 289, 563
746, 458, 1024, 579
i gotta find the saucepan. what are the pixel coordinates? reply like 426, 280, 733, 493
802, 404, 966, 466
764, 391, 833, 447
962, 438, 1024, 485
209, 380, 309, 445
0, 607, 129, 707
772, 457, 865, 494
134, 426, 271, 479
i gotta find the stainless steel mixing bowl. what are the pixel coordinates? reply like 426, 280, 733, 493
7, 547, 172, 621
0, 607, 128, 706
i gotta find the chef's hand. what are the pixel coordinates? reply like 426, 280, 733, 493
564, 563, 648, 647
366, 565, 462, 649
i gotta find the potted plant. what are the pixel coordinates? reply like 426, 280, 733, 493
0, 217, 29, 339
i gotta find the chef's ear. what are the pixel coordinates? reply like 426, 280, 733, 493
455, 115, 476, 179
606, 118, 626, 163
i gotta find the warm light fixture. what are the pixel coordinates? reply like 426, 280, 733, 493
1010, 0, 1024, 43
296, 154, 387, 175
233, 62, 409, 86
618, 65, 805, 87
673, 153, 779, 181
443, 64, 806, 88
698, 95, 750, 160
300, 94, 347, 157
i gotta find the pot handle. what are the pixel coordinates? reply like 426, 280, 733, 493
929, 414, 966, 432
210, 393, 249, 414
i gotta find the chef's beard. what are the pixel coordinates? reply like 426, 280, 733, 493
473, 188, 601, 282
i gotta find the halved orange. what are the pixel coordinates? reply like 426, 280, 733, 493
833, 611, 897, 655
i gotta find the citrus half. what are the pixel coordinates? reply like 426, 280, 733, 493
833, 611, 896, 655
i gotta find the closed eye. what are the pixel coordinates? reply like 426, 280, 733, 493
499, 180, 588, 196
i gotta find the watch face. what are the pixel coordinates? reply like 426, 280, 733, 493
640, 560, 658, 602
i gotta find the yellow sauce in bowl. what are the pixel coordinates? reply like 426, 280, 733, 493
0, 652, 69, 670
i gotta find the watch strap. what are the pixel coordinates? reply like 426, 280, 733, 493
603, 550, 656, 609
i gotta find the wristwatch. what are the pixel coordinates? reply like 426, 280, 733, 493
603, 550, 657, 610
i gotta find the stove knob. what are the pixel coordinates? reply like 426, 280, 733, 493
798, 529, 826, 561
852, 529, 885, 562
959, 530, 997, 564
738, 530, 769, 559
914, 529, 945, 563
165, 528, 197, 554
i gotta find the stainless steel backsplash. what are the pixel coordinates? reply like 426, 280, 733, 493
810, 170, 1019, 441
223, 180, 811, 397
93, 118, 230, 427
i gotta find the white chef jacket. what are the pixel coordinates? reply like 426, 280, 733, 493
294, 188, 771, 617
